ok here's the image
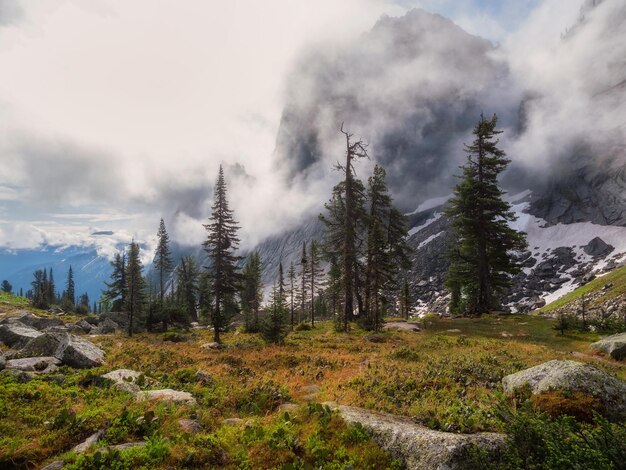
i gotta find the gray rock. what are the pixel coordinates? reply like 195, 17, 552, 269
302, 385, 320, 393
10, 312, 65, 330
278, 403, 299, 412
92, 318, 119, 335
41, 461, 65, 470
101, 369, 142, 393
1, 368, 35, 382
18, 332, 67, 358
5, 356, 61, 372
336, 405, 505, 470
591, 333, 626, 361
201, 342, 222, 350
73, 430, 105, 453
136, 389, 197, 405
61, 336, 105, 368
0, 322, 42, 348
502, 360, 626, 420
0, 355, 5, 370
223, 418, 243, 425
383, 321, 421, 332
74, 319, 94, 334
98, 441, 146, 453
178, 418, 202, 434
583, 237, 614, 258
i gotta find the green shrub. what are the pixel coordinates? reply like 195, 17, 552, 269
294, 322, 312, 331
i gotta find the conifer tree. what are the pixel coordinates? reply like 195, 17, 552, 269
287, 262, 296, 327
203, 165, 241, 343
65, 265, 75, 307
307, 240, 324, 327
198, 272, 213, 325
261, 282, 289, 344
47, 268, 56, 306
326, 255, 342, 320
1, 280, 12, 294
445, 114, 527, 314
125, 240, 146, 337
241, 251, 263, 332
176, 255, 200, 322
364, 165, 411, 331
103, 252, 127, 311
297, 241, 308, 324
400, 277, 411, 319
154, 218, 174, 306
320, 126, 369, 332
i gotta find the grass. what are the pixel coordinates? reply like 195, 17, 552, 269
538, 265, 626, 314
1, 294, 624, 468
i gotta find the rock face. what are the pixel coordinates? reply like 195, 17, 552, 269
591, 333, 626, 361
502, 360, 626, 420
0, 322, 42, 348
136, 389, 196, 405
335, 405, 505, 470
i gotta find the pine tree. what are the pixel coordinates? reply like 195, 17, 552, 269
176, 255, 200, 322
65, 265, 75, 307
261, 282, 289, 344
241, 251, 263, 332
326, 255, 342, 321
198, 272, 213, 325
154, 218, 174, 306
297, 241, 308, 325
307, 240, 324, 327
445, 114, 527, 314
1, 280, 12, 294
125, 240, 146, 337
203, 165, 241, 343
287, 262, 296, 327
320, 126, 369, 332
364, 165, 411, 331
400, 277, 411, 319
103, 251, 127, 311
47, 268, 56, 306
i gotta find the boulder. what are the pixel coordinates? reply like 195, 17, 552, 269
136, 389, 197, 405
74, 319, 94, 334
0, 355, 5, 370
101, 369, 142, 393
73, 430, 104, 454
0, 322, 42, 348
1, 368, 35, 382
383, 321, 421, 332
502, 360, 626, 420
335, 405, 505, 470
61, 336, 105, 368
583, 237, 614, 258
18, 332, 67, 358
92, 318, 119, 335
178, 418, 202, 434
201, 342, 222, 350
5, 356, 61, 372
10, 312, 64, 330
591, 333, 626, 361
41, 462, 65, 470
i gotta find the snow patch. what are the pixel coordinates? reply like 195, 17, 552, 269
406, 194, 452, 216
418, 231, 444, 250
408, 213, 442, 237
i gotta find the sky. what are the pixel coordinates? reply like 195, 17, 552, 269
0, 0, 617, 260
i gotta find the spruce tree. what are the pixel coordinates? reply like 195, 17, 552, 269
65, 265, 75, 307
326, 255, 342, 321
103, 252, 127, 311
364, 165, 411, 331
203, 165, 241, 343
176, 255, 200, 322
241, 251, 263, 332
125, 240, 146, 337
154, 218, 174, 306
297, 241, 308, 324
307, 240, 324, 327
1, 280, 12, 294
198, 272, 213, 325
287, 262, 296, 327
320, 126, 369, 332
400, 277, 411, 319
445, 114, 527, 314
262, 282, 289, 344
